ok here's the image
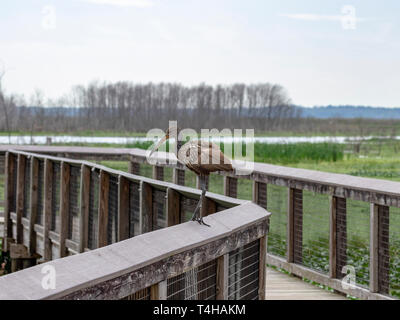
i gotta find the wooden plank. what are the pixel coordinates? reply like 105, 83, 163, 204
28, 157, 39, 254
118, 175, 130, 241
98, 170, 110, 248
216, 254, 228, 300
329, 196, 337, 279
166, 188, 180, 226
3, 152, 16, 250
15, 154, 26, 244
79, 165, 90, 252
259, 235, 267, 300
139, 181, 153, 233
43, 159, 53, 261
59, 162, 70, 258
157, 280, 168, 300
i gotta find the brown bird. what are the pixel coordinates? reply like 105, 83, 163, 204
149, 127, 234, 226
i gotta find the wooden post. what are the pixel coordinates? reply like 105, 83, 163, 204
151, 280, 167, 300
166, 188, 180, 226
139, 181, 153, 233
329, 196, 347, 279
223, 176, 237, 198
128, 157, 140, 175
172, 168, 185, 186
287, 188, 302, 264
28, 157, 39, 255
79, 165, 90, 252
196, 175, 209, 190
252, 181, 267, 209
59, 162, 70, 257
3, 152, 16, 251
152, 165, 164, 181
118, 175, 130, 241
43, 159, 53, 261
216, 254, 229, 300
258, 235, 267, 300
98, 170, 109, 248
370, 203, 390, 294
15, 154, 26, 244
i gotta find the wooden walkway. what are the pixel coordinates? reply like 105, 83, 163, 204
265, 268, 348, 300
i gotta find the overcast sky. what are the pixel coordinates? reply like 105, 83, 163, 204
0, 0, 399, 107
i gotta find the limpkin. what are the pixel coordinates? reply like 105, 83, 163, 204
149, 127, 234, 226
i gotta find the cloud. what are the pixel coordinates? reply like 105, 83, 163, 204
82, 0, 154, 8
279, 13, 369, 23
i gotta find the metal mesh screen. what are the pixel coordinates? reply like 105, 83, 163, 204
51, 162, 61, 233
175, 169, 185, 185
180, 196, 197, 222
167, 260, 217, 300
36, 160, 45, 225
335, 197, 347, 279
267, 185, 287, 257
88, 170, 99, 249
154, 166, 164, 181
23, 158, 31, 218
121, 287, 151, 300
129, 181, 140, 237
346, 199, 370, 287
225, 177, 238, 198
11, 155, 18, 213
302, 191, 330, 274
378, 205, 390, 295
389, 206, 400, 298
152, 189, 166, 230
68, 165, 81, 242
107, 175, 119, 244
228, 240, 260, 300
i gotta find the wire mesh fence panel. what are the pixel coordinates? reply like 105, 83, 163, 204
266, 185, 287, 258
121, 287, 151, 300
140, 163, 153, 179
88, 170, 99, 249
164, 167, 174, 183
302, 191, 330, 274
180, 196, 197, 222
228, 240, 260, 300
346, 199, 370, 288
23, 158, 31, 219
152, 189, 166, 230
208, 175, 224, 195
68, 165, 81, 242
129, 181, 140, 237
36, 159, 45, 225
167, 260, 217, 300
335, 197, 347, 279
51, 162, 61, 233
237, 179, 252, 201
388, 207, 400, 298
10, 156, 18, 215
107, 175, 119, 244
185, 171, 197, 189
378, 205, 390, 295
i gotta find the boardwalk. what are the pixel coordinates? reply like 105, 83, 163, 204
266, 268, 348, 300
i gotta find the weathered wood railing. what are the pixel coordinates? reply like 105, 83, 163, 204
0, 202, 269, 300
1, 145, 400, 300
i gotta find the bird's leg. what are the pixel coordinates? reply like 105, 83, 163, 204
190, 176, 211, 227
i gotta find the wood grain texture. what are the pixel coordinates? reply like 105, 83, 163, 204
15, 154, 26, 244
118, 175, 130, 241
28, 157, 39, 255
59, 162, 70, 257
79, 165, 90, 252
43, 159, 53, 261
216, 254, 228, 300
98, 170, 109, 248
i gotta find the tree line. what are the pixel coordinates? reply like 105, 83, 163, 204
0, 80, 300, 133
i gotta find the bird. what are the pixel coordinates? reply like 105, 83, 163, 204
149, 126, 234, 226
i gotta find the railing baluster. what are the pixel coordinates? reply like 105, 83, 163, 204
59, 162, 70, 257
28, 157, 39, 255
287, 187, 302, 264
172, 168, 185, 186
128, 159, 140, 175
79, 164, 90, 252
259, 235, 267, 300
216, 254, 229, 300
43, 159, 53, 261
118, 175, 130, 241
98, 170, 110, 248
152, 165, 164, 181
139, 181, 153, 233
15, 154, 26, 245
223, 176, 237, 198
4, 152, 16, 251
252, 181, 267, 209
166, 188, 180, 226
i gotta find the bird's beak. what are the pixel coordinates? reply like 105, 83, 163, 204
149, 134, 169, 157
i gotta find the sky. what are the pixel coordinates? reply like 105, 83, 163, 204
0, 0, 399, 107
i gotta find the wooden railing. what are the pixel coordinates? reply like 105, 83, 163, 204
0, 200, 269, 300
1, 145, 400, 300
